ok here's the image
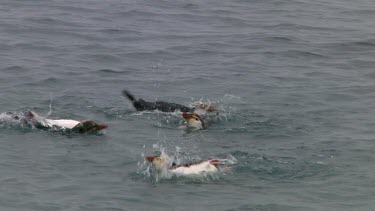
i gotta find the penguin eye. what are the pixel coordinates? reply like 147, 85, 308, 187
195, 118, 199, 121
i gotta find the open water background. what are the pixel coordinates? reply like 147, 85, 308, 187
1, 0, 375, 210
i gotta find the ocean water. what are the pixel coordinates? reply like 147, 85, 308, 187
1, 0, 375, 210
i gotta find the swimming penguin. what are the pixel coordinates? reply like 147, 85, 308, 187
146, 155, 225, 177
21, 111, 108, 133
122, 90, 217, 114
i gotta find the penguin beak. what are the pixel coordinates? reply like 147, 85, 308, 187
209, 159, 220, 166
182, 112, 194, 120
98, 124, 108, 130
146, 156, 155, 162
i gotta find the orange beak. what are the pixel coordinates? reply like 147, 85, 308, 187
182, 112, 194, 120
98, 124, 108, 130
146, 156, 155, 162
209, 159, 220, 166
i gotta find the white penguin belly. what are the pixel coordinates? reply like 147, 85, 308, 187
171, 161, 218, 176
45, 119, 80, 129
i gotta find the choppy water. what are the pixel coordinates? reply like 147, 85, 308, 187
1, 0, 375, 210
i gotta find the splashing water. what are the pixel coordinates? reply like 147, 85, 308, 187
137, 143, 176, 182
46, 92, 53, 117
0, 112, 30, 129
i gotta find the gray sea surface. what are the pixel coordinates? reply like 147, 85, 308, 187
1, 0, 375, 210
